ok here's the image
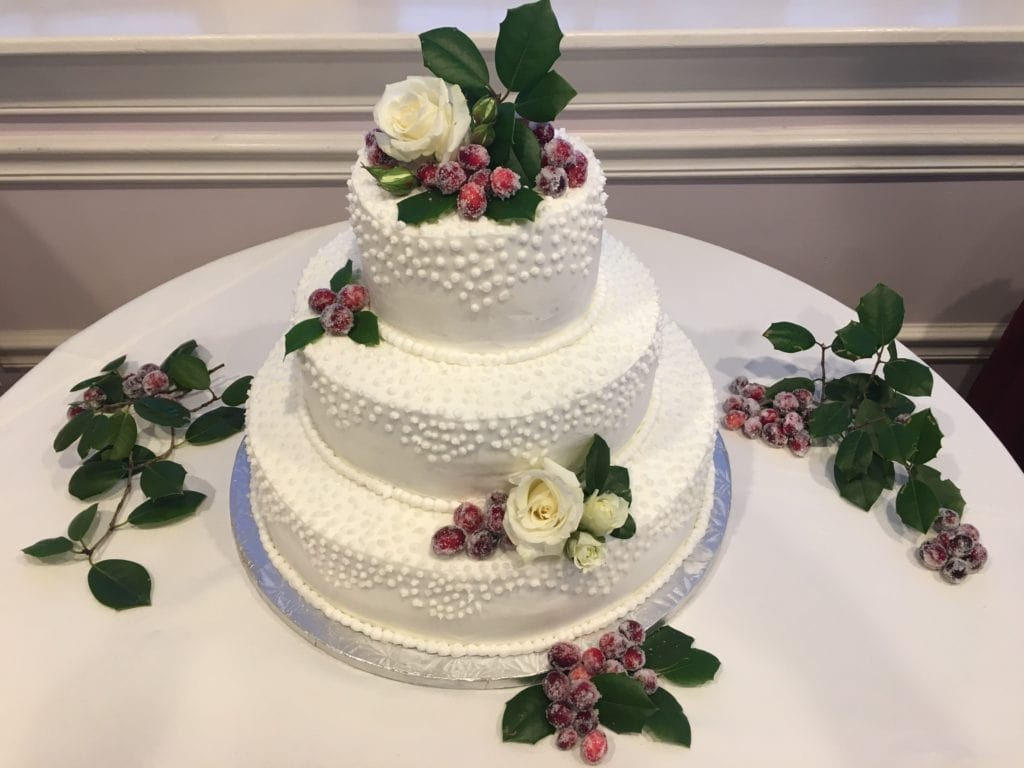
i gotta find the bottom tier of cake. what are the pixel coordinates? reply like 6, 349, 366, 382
246, 321, 716, 657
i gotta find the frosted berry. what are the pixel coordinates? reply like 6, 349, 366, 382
774, 391, 800, 413
565, 150, 589, 188
941, 557, 970, 584
138, 363, 159, 376
936, 529, 957, 553
917, 539, 949, 570
723, 409, 746, 431
488, 490, 508, 507
762, 422, 787, 448
788, 430, 811, 457
338, 283, 369, 312
536, 166, 568, 197
531, 121, 555, 145
622, 646, 646, 672
416, 162, 438, 188
782, 411, 805, 436
457, 183, 488, 219
957, 523, 980, 543
546, 702, 576, 729
618, 619, 645, 645
364, 129, 377, 148
434, 161, 467, 195
141, 370, 170, 396
793, 388, 814, 410
121, 372, 144, 398
466, 530, 499, 559
603, 659, 626, 674
66, 405, 87, 419
573, 709, 599, 736
741, 397, 762, 417
543, 670, 572, 702
759, 407, 780, 424
933, 508, 960, 532
367, 143, 396, 167
581, 647, 606, 675
485, 501, 506, 533
966, 542, 988, 572
453, 501, 483, 534
543, 137, 574, 167
723, 395, 743, 413
580, 729, 609, 765
598, 631, 628, 660
555, 728, 578, 751
468, 168, 491, 191
570, 679, 601, 710
320, 303, 355, 336
308, 287, 337, 313
743, 416, 764, 439
634, 668, 658, 695
548, 641, 582, 671
458, 144, 490, 171
82, 386, 107, 406
489, 166, 521, 199
431, 525, 466, 556
948, 533, 974, 558
568, 664, 591, 683
742, 383, 767, 402
729, 375, 750, 394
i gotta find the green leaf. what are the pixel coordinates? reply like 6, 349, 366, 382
68, 460, 127, 500
95, 372, 125, 404
221, 376, 253, 407
885, 393, 915, 419
185, 406, 246, 446
485, 187, 543, 222
610, 514, 636, 539
348, 311, 381, 347
133, 396, 191, 428
764, 376, 815, 401
824, 373, 869, 404
165, 353, 210, 391
101, 354, 126, 373
67, 504, 99, 542
396, 189, 459, 225
54, 410, 95, 452
807, 401, 852, 439
604, 465, 632, 504
641, 625, 695, 672
896, 477, 940, 533
830, 336, 860, 362
514, 69, 577, 122
833, 320, 880, 360
419, 27, 490, 89
911, 465, 966, 514
329, 262, 353, 292
140, 461, 186, 498
69, 372, 110, 392
590, 674, 658, 734
835, 430, 874, 476
887, 341, 899, 360
106, 411, 137, 461
905, 409, 943, 464
22, 537, 75, 558
643, 688, 692, 747
501, 685, 554, 744
162, 339, 197, 371
128, 490, 206, 528
487, 102, 517, 169
834, 452, 889, 511
284, 318, 326, 356
763, 322, 816, 353
883, 358, 933, 397
81, 413, 114, 452
495, 0, 564, 92
88, 559, 151, 610
511, 120, 543, 189
661, 648, 723, 687
856, 283, 905, 346
583, 434, 610, 495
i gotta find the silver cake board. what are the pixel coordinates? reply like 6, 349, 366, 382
229, 434, 731, 689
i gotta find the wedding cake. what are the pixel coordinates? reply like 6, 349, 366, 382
244, 2, 718, 658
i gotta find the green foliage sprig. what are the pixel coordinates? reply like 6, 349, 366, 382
579, 434, 635, 539
23, 342, 251, 610
284, 261, 380, 355
762, 283, 964, 532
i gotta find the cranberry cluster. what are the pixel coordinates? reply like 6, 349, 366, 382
307, 282, 370, 337
530, 122, 589, 198
430, 492, 510, 559
917, 508, 988, 584
721, 376, 813, 457
413, 145, 522, 220
66, 363, 169, 419
542, 620, 655, 764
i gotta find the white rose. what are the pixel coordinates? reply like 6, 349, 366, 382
504, 458, 585, 561
566, 532, 605, 571
372, 76, 471, 163
580, 492, 630, 537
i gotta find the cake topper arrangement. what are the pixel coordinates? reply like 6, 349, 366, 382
285, 260, 381, 355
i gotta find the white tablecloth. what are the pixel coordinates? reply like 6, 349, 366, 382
2, 220, 1021, 768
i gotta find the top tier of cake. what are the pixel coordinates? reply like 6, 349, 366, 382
347, 133, 606, 354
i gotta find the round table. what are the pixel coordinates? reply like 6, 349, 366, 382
2, 220, 1021, 767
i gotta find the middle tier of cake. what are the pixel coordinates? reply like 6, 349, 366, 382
296, 230, 662, 506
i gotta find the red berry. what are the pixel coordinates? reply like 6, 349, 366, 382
457, 183, 487, 219
543, 137, 574, 167
957, 523, 980, 543
82, 385, 107, 406
759, 407, 780, 424
581, 647, 606, 675
568, 664, 591, 683
531, 122, 555, 145
484, 500, 506, 533
555, 728, 578, 751
723, 409, 746, 431
66, 405, 86, 419
742, 383, 767, 402
468, 169, 490, 192
741, 397, 762, 417
453, 502, 483, 533
548, 641, 582, 671
458, 144, 490, 171
489, 166, 521, 199
434, 161, 467, 194
308, 287, 337, 313
622, 646, 645, 672
570, 679, 601, 710
536, 166, 568, 197
941, 558, 970, 584
917, 539, 949, 570
933, 508, 961, 532
729, 375, 750, 394
966, 542, 988, 571
141, 371, 169, 396
742, 417, 763, 439
121, 372, 144, 398
793, 388, 815, 410
782, 410, 805, 436
543, 670, 572, 702
723, 395, 743, 413
602, 659, 626, 674
430, 525, 466, 556
618, 619, 645, 645
364, 130, 377, 148
367, 143, 396, 167
580, 729, 609, 765
138, 363, 159, 376
573, 708, 599, 735
936, 529, 957, 552
546, 702, 576, 729
788, 430, 811, 457
416, 162, 438, 188
466, 530, 499, 559
598, 632, 628, 660
762, 422, 787, 447
565, 150, 588, 187
338, 283, 369, 312
320, 303, 354, 336
774, 391, 800, 413
488, 490, 508, 507
948, 533, 974, 558
634, 668, 658, 695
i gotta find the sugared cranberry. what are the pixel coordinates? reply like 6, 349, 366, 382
581, 647, 606, 675
742, 383, 767, 402
603, 659, 626, 674
141, 371, 169, 396
531, 122, 555, 145
782, 411, 805, 436
917, 539, 949, 570
580, 729, 609, 765
729, 375, 750, 394
545, 702, 576, 729
598, 632, 628, 660
565, 150, 588, 187
543, 137, 574, 167
568, 664, 591, 683
66, 405, 86, 419
774, 391, 800, 413
555, 728, 578, 751
548, 641, 582, 671
338, 283, 369, 312
138, 363, 159, 376
488, 490, 508, 507
320, 303, 354, 335
457, 183, 487, 219
416, 163, 438, 188
788, 430, 811, 457
759, 407, 780, 424
466, 530, 499, 559
622, 646, 645, 672
543, 670, 572, 702
933, 508, 960, 532
536, 166, 568, 197
742, 417, 764, 439
618, 619, 645, 645
957, 523, 980, 543
489, 167, 521, 199
570, 679, 601, 710
364, 130, 377, 148
430, 525, 466, 556
948, 533, 974, 558
634, 667, 658, 695
308, 287, 337, 313
966, 542, 988, 572
453, 502, 483, 534
723, 409, 746, 431
742, 397, 762, 417
458, 144, 490, 171
762, 422, 787, 448
367, 143, 396, 167
434, 161, 467, 195
468, 169, 490, 191
484, 501, 505, 534
82, 386, 107, 406
793, 388, 814, 410
723, 395, 743, 413
573, 709, 599, 736
941, 558, 970, 584
121, 372, 144, 398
